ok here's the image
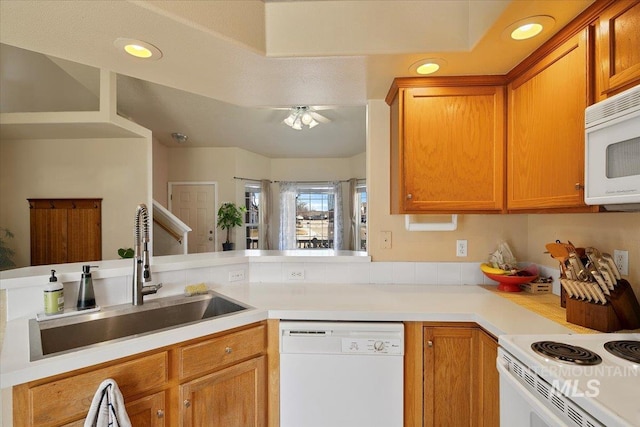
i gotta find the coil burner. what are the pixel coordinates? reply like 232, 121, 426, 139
604, 340, 640, 364
531, 341, 602, 365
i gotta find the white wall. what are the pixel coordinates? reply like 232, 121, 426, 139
0, 137, 149, 266
158, 147, 366, 251
152, 138, 169, 206
0, 44, 98, 113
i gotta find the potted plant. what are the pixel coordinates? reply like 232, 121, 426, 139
0, 227, 16, 270
217, 202, 246, 251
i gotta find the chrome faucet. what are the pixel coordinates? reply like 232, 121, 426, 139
132, 203, 162, 305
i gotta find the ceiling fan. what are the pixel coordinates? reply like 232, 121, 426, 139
282, 106, 331, 130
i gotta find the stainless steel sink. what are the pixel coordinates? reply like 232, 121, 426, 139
29, 292, 250, 361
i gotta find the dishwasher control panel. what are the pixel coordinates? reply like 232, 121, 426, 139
341, 338, 403, 355
280, 321, 404, 355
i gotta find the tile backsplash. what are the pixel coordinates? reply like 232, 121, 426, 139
3, 260, 535, 322
249, 261, 494, 286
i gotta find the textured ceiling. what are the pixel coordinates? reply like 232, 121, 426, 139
0, 0, 594, 157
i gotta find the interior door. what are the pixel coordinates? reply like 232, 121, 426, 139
170, 184, 216, 253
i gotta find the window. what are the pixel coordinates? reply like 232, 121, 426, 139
278, 181, 343, 250
245, 183, 260, 249
296, 187, 335, 248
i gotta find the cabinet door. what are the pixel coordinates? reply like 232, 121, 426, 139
126, 391, 166, 427
596, 0, 640, 98
507, 31, 590, 210
180, 356, 266, 427
29, 205, 68, 265
477, 331, 499, 427
424, 327, 479, 427
28, 199, 102, 265
396, 86, 505, 213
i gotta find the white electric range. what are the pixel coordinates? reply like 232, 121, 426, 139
498, 333, 640, 427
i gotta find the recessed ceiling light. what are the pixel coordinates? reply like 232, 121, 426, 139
503, 16, 555, 41
511, 23, 544, 40
410, 58, 446, 76
114, 38, 163, 60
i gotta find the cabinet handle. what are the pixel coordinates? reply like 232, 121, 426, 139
225, 346, 233, 354
406, 193, 413, 200
427, 340, 433, 348
184, 399, 191, 408
157, 409, 164, 418
575, 183, 584, 190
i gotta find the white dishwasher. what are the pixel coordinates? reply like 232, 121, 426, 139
279, 321, 404, 427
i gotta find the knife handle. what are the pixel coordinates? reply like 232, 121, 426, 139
602, 253, 622, 280
561, 279, 574, 298
590, 282, 607, 305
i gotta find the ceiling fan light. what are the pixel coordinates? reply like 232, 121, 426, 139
301, 112, 313, 125
284, 113, 296, 127
283, 106, 325, 130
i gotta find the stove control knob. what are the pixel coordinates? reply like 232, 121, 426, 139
373, 340, 385, 351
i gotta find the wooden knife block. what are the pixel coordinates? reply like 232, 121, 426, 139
565, 279, 640, 332
566, 298, 621, 332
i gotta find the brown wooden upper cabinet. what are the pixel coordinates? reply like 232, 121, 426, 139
507, 31, 591, 211
387, 1, 639, 215
595, 0, 640, 99
28, 198, 102, 265
387, 78, 506, 214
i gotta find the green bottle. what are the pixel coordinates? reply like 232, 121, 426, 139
44, 270, 64, 315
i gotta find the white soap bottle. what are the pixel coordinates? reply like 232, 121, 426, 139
44, 269, 64, 315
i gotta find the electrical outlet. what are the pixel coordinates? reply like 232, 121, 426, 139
287, 270, 305, 280
456, 239, 468, 257
381, 231, 392, 249
228, 270, 245, 282
613, 250, 629, 276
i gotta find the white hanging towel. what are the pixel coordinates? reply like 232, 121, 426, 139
84, 379, 132, 427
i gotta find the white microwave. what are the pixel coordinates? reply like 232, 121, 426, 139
584, 83, 640, 210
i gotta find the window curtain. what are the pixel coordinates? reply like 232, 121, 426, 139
278, 182, 298, 250
258, 179, 271, 250
330, 181, 344, 250
348, 178, 358, 251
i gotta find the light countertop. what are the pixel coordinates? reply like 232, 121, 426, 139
0, 282, 573, 389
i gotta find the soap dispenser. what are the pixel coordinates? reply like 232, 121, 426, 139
76, 265, 97, 310
44, 269, 64, 315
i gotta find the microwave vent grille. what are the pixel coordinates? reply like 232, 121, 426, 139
586, 84, 640, 127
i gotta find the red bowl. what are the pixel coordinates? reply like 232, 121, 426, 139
482, 271, 538, 292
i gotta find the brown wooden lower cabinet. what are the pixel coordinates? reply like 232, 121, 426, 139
478, 330, 499, 426
180, 356, 266, 427
405, 322, 499, 427
13, 321, 268, 427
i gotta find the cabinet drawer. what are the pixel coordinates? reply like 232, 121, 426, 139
61, 391, 166, 427
25, 352, 167, 427
179, 324, 266, 380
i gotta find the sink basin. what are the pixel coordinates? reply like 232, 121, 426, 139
29, 292, 250, 361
